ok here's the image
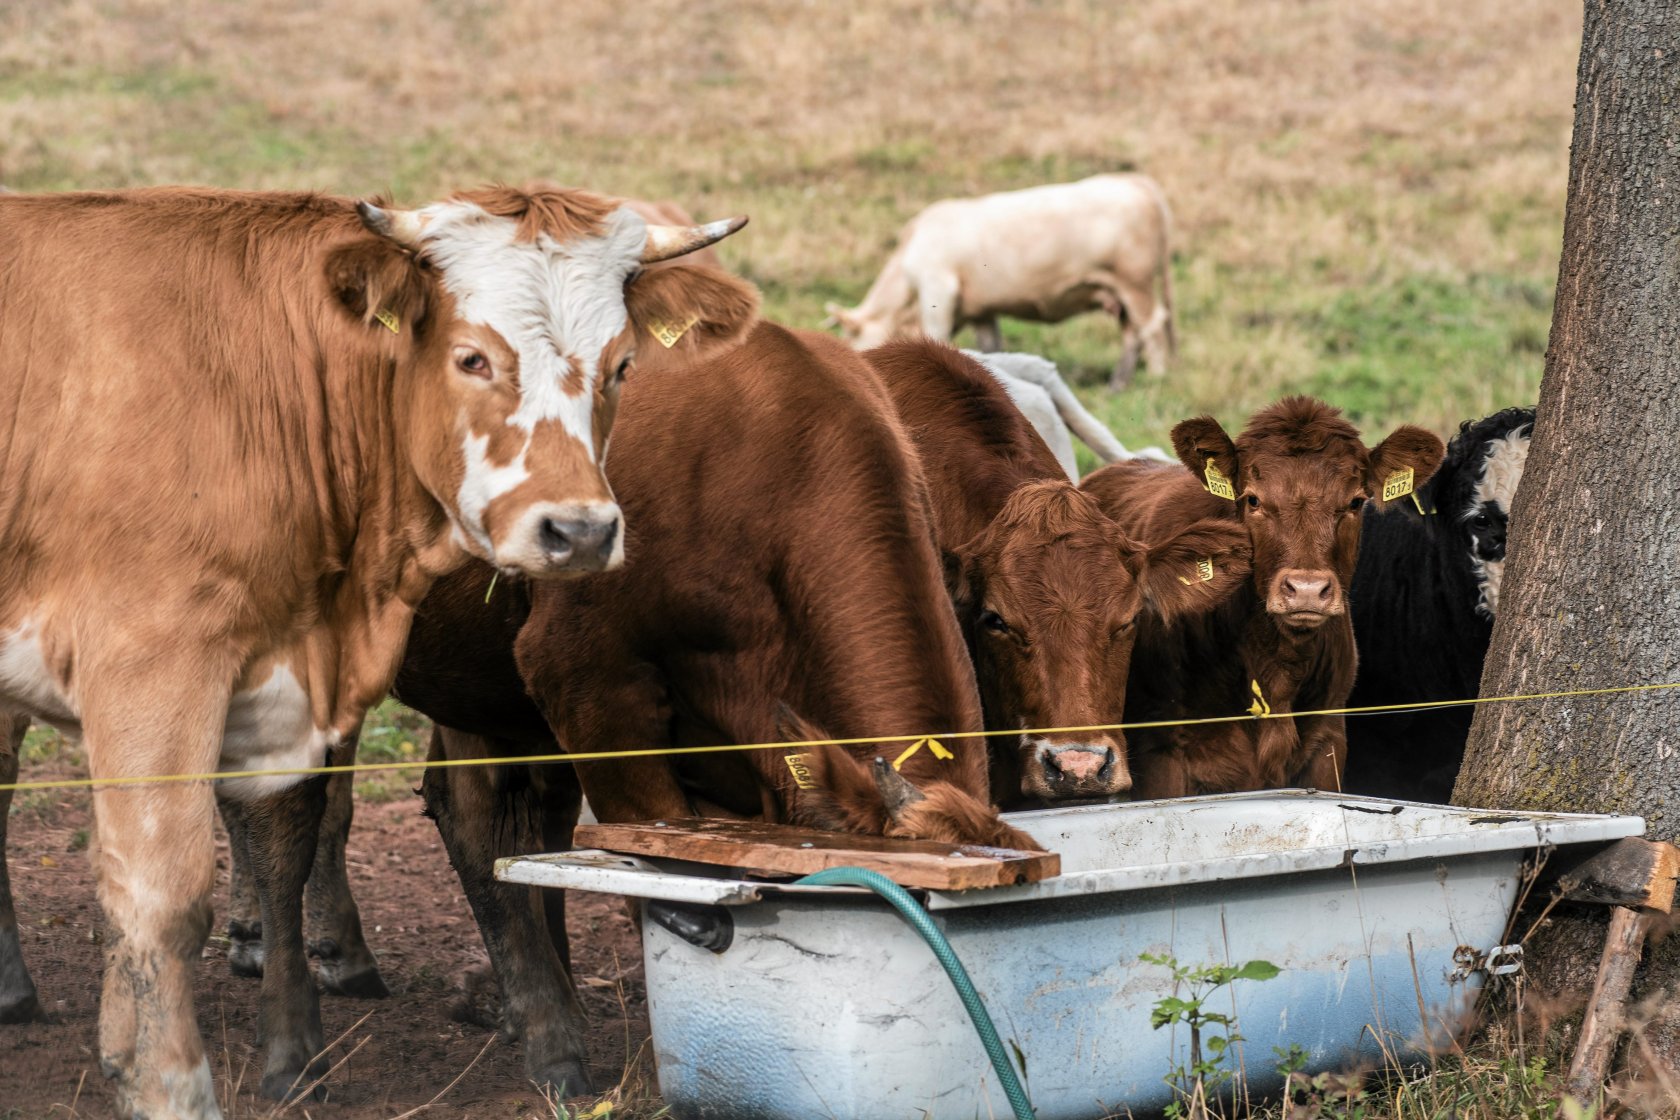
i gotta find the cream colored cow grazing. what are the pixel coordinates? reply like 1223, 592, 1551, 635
0, 184, 747, 1120
827, 174, 1175, 388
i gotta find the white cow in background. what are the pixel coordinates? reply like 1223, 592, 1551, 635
964, 350, 1172, 481
827, 174, 1175, 388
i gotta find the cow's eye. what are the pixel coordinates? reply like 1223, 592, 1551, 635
1245, 494, 1261, 509
614, 355, 633, 382
456, 350, 491, 378
979, 610, 1009, 634
1110, 618, 1137, 641
1472, 513, 1491, 528
1349, 496, 1366, 512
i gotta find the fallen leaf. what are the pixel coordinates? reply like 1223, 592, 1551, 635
39, 855, 57, 868
581, 976, 615, 989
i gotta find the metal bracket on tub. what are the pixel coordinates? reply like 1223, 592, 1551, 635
647, 899, 735, 954
1450, 942, 1523, 982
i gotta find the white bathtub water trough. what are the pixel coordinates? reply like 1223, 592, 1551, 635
499, 790, 1643, 1120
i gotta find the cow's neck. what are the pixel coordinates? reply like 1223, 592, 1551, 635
303, 353, 462, 740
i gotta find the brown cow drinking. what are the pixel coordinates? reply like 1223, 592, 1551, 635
238, 319, 1033, 1097
1082, 397, 1444, 798
863, 341, 1250, 803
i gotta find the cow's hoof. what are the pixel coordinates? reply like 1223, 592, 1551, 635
226, 920, 264, 979
530, 1058, 592, 1099
259, 1062, 329, 1103
318, 961, 390, 1000
0, 990, 53, 1024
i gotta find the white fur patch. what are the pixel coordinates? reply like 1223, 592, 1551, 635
0, 620, 79, 734
454, 429, 532, 558
218, 664, 332, 800
1468, 429, 1531, 617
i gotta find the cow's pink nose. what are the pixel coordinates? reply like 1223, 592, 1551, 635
1279, 573, 1333, 610
1052, 750, 1107, 782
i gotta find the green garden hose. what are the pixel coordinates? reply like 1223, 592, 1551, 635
794, 866, 1035, 1120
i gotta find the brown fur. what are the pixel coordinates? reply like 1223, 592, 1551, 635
1081, 397, 1445, 797
452, 182, 617, 243
513, 324, 1007, 837
863, 340, 1250, 803
377, 321, 1021, 1094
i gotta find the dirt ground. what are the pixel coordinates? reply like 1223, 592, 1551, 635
2, 765, 653, 1120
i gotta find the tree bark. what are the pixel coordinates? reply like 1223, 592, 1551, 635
1453, 0, 1680, 1079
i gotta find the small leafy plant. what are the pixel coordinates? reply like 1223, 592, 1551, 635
1141, 952, 1281, 1118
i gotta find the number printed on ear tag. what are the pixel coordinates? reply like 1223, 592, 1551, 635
648, 313, 700, 349
1204, 460, 1236, 501
373, 308, 400, 334
1383, 467, 1415, 502
1179, 557, 1216, 585
784, 753, 816, 790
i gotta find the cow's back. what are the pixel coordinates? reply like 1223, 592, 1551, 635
0, 191, 362, 627
864, 340, 1063, 547
903, 174, 1168, 311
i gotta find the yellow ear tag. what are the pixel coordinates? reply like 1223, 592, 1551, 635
373, 308, 400, 334
1247, 679, 1272, 718
892, 737, 955, 771
647, 312, 700, 349
1382, 467, 1415, 502
1410, 491, 1435, 516
1178, 557, 1217, 585
1203, 459, 1236, 501
784, 753, 816, 790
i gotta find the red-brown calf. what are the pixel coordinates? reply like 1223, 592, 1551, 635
864, 341, 1249, 803
1082, 396, 1444, 797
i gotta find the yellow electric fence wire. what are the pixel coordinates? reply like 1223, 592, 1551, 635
4, 679, 1678, 794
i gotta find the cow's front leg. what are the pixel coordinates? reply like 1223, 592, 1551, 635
306, 746, 388, 998
0, 709, 49, 1024
1292, 714, 1348, 792
422, 726, 592, 1097
218, 795, 265, 979
972, 318, 1003, 353
85, 679, 225, 1120
238, 775, 332, 1101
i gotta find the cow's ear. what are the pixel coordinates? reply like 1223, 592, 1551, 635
1171, 416, 1239, 489
625, 263, 760, 371
1366, 425, 1446, 509
1131, 518, 1252, 620
325, 239, 431, 334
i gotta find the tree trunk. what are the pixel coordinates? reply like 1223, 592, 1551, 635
1453, 0, 1680, 1083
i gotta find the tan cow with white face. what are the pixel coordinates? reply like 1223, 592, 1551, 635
0, 184, 747, 1120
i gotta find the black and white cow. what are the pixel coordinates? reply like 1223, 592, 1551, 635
1342, 406, 1535, 803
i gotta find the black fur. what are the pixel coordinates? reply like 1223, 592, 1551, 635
1342, 406, 1536, 802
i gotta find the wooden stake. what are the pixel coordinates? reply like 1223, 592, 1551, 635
1565, 904, 1653, 1105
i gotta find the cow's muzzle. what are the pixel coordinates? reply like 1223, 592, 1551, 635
505, 501, 624, 576
1023, 738, 1131, 801
1267, 568, 1343, 628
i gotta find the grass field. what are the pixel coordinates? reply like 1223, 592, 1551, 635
0, 2, 1593, 1116
0, 0, 1574, 463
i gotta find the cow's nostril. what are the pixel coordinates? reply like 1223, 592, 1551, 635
539, 517, 580, 560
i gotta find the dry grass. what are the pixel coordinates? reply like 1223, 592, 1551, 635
0, 0, 1576, 453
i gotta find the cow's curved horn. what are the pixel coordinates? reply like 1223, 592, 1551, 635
640, 215, 748, 264
357, 201, 427, 248
873, 756, 927, 824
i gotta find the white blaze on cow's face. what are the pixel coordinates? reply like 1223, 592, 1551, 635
1467, 428, 1531, 617
362, 193, 742, 578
